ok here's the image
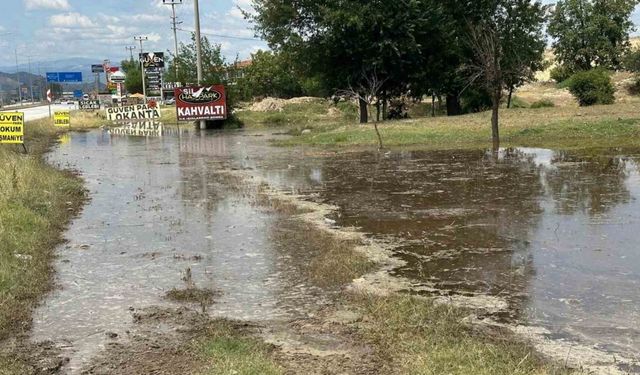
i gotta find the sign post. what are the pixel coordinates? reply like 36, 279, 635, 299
46, 88, 52, 117
175, 85, 227, 121
54, 110, 70, 127
0, 112, 24, 145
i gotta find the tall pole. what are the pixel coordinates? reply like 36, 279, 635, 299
15, 48, 22, 106
27, 56, 34, 103
194, 0, 205, 129
134, 36, 148, 102
163, 0, 182, 79
125, 45, 136, 61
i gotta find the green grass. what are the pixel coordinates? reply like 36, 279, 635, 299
197, 320, 282, 375
355, 294, 575, 375
0, 117, 87, 372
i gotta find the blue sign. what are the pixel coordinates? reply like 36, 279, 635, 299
46, 72, 83, 83
73, 90, 83, 98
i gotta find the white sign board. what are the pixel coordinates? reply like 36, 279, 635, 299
105, 104, 161, 122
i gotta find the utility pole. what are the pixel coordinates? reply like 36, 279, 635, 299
163, 0, 182, 79
134, 36, 148, 102
194, 0, 205, 129
125, 45, 136, 61
15, 48, 22, 106
27, 56, 34, 103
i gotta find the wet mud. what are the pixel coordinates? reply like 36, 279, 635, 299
28, 127, 640, 373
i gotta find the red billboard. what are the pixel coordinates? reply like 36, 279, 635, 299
175, 85, 227, 121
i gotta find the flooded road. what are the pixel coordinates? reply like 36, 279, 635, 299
36, 126, 639, 371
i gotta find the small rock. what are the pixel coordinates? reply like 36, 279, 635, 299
106, 332, 118, 339
301, 129, 312, 135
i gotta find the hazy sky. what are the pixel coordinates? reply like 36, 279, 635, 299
0, 0, 638, 69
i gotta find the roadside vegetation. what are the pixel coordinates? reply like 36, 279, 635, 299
0, 113, 106, 373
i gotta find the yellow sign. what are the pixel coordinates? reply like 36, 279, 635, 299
54, 111, 70, 127
0, 112, 24, 144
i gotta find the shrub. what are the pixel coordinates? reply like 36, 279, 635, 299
623, 48, 640, 73
530, 99, 555, 108
627, 78, 640, 96
508, 95, 529, 108
566, 69, 615, 106
550, 65, 573, 83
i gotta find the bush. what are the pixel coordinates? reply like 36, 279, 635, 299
530, 99, 555, 108
508, 95, 529, 108
623, 48, 640, 73
566, 69, 615, 106
550, 65, 573, 83
627, 78, 640, 96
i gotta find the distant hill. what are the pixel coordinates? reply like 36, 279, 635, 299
0, 57, 122, 100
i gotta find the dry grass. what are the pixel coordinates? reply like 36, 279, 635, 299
0, 117, 88, 372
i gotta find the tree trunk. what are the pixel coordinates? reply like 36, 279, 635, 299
506, 86, 514, 109
446, 93, 462, 116
376, 100, 381, 122
359, 97, 368, 124
491, 92, 500, 151
382, 90, 387, 121
432, 93, 436, 117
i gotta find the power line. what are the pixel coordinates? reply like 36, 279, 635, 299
176, 28, 262, 41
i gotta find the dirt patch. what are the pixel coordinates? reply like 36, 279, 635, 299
249, 97, 322, 112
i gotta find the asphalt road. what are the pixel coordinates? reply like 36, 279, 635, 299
1, 103, 76, 122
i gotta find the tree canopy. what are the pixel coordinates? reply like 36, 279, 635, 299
548, 0, 639, 73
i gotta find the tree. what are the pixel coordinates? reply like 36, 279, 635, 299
121, 59, 143, 95
250, 0, 449, 123
238, 50, 304, 99
164, 33, 227, 86
548, 0, 638, 73
465, 0, 547, 150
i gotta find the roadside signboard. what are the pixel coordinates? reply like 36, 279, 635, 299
46, 72, 83, 83
73, 90, 83, 98
175, 85, 227, 121
0, 112, 24, 144
54, 111, 70, 127
140, 52, 165, 69
91, 64, 105, 73
105, 103, 161, 122
79, 100, 100, 110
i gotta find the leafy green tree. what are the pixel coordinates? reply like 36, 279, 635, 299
121, 59, 143, 95
238, 50, 304, 99
165, 33, 227, 86
548, 0, 638, 73
250, 0, 449, 123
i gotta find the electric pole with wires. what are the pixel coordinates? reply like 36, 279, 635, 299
163, 0, 182, 79
125, 45, 136, 61
134, 36, 148, 102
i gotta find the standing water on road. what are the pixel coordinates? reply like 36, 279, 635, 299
36, 127, 639, 371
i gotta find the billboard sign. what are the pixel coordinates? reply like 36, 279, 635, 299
105, 103, 161, 122
54, 111, 71, 127
140, 52, 165, 69
175, 85, 227, 121
79, 100, 100, 110
46, 72, 83, 83
0, 112, 24, 144
91, 64, 105, 73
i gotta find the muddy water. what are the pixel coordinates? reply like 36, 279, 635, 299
244, 145, 640, 364
37, 127, 640, 371
33, 128, 331, 372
